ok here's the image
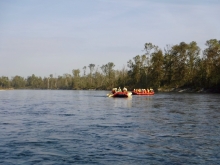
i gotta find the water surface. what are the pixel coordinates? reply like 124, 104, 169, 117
0, 90, 220, 164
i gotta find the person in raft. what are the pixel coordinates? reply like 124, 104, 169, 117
112, 88, 117, 94
123, 87, 127, 92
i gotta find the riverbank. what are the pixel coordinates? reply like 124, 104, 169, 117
158, 87, 220, 93
1, 87, 220, 93
0, 88, 14, 90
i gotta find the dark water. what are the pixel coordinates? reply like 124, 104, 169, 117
0, 90, 220, 165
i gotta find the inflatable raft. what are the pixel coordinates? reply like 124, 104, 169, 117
132, 91, 154, 95
108, 91, 132, 97
107, 87, 132, 97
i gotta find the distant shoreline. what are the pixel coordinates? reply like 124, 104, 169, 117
158, 87, 220, 93
0, 88, 14, 91
1, 87, 220, 93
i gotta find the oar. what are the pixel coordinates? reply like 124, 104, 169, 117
107, 93, 112, 97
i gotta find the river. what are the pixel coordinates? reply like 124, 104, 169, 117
0, 90, 220, 164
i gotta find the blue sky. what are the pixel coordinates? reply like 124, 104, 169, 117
0, 0, 220, 78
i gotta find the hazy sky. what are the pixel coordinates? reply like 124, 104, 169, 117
1, 0, 220, 78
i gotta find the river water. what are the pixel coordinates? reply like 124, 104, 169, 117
0, 90, 220, 164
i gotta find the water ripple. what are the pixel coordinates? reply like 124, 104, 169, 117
0, 91, 220, 164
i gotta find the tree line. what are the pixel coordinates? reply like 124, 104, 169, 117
1, 39, 220, 92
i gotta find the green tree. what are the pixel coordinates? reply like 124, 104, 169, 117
171, 42, 188, 87
27, 74, 41, 88
203, 39, 220, 89
116, 66, 128, 89
105, 62, 115, 89
88, 64, 95, 88
0, 76, 10, 89
72, 69, 80, 89
127, 55, 148, 88
148, 49, 164, 89
185, 41, 200, 86
11, 76, 26, 88
83, 66, 86, 76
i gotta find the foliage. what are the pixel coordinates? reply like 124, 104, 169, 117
1, 39, 220, 92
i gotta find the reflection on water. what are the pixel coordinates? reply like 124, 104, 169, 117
0, 90, 220, 164
112, 97, 133, 108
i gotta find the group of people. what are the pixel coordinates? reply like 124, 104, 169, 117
112, 87, 127, 94
133, 88, 154, 93
111, 87, 154, 94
